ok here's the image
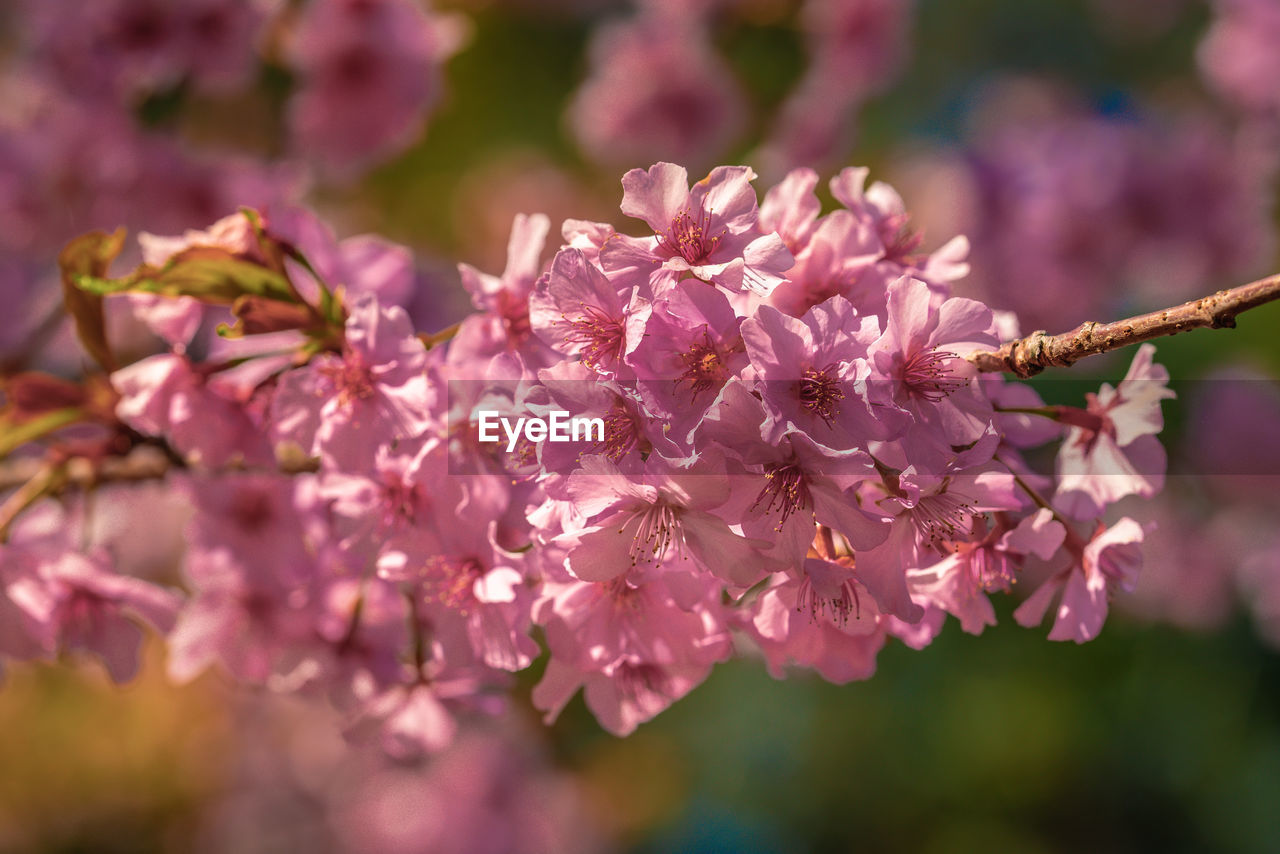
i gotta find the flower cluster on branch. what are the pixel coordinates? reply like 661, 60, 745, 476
5, 161, 1272, 746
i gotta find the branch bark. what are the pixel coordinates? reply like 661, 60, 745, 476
3, 274, 1279, 496
0, 446, 318, 494
967, 273, 1280, 378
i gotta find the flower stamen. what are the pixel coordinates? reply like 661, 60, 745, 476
799, 364, 844, 425
657, 207, 724, 265
676, 330, 728, 398
902, 348, 968, 402
564, 303, 625, 371
751, 463, 813, 530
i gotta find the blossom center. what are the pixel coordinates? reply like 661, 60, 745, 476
587, 402, 641, 463
879, 212, 923, 265
606, 577, 640, 608
796, 573, 861, 627
564, 303, 625, 371
381, 472, 423, 524
321, 351, 377, 409
676, 331, 728, 398
628, 501, 684, 566
799, 364, 844, 425
902, 348, 968, 402
332, 46, 381, 89
1094, 540, 1142, 586
230, 487, 276, 533
658, 208, 723, 265
909, 490, 975, 548
421, 556, 484, 613
1065, 396, 1115, 454
509, 434, 538, 468
751, 463, 813, 529
615, 661, 671, 705
64, 588, 108, 628
966, 545, 1015, 594
496, 291, 532, 343
113, 10, 168, 51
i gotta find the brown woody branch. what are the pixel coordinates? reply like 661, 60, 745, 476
967, 274, 1280, 378
3, 275, 1279, 500
0, 446, 318, 495
0, 447, 173, 494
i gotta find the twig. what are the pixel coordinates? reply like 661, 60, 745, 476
0, 446, 318, 493
0, 448, 168, 493
4, 276, 1278, 498
0, 462, 66, 540
968, 274, 1280, 378
994, 454, 1087, 558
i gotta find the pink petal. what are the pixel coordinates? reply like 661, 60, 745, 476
1047, 570, 1108, 643
1013, 573, 1065, 629
1001, 508, 1067, 560
620, 162, 690, 232
850, 524, 925, 623
563, 521, 637, 583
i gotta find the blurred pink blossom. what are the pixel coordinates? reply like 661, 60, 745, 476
568, 13, 747, 171
286, 0, 468, 177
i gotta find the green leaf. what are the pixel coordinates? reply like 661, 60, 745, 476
59, 229, 126, 372
239, 207, 288, 276
74, 247, 296, 305
0, 407, 84, 461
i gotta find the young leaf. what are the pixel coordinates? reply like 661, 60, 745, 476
59, 229, 126, 372
74, 247, 296, 305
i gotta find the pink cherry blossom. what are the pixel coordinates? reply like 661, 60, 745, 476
741, 295, 901, 450
271, 293, 437, 469
1199, 0, 1280, 117
699, 379, 889, 566
908, 508, 1065, 635
451, 213, 556, 368
553, 455, 778, 588
624, 279, 748, 456
0, 152, 1201, 747
4, 543, 180, 682
528, 247, 651, 379
1055, 343, 1175, 519
266, 205, 417, 309
603, 162, 792, 296
287, 0, 466, 176
113, 352, 274, 467
567, 13, 747, 172
869, 275, 999, 461
743, 558, 887, 684
1014, 517, 1150, 643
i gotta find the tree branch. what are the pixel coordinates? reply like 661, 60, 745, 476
0, 446, 318, 494
3, 275, 1278, 499
967, 273, 1280, 378
0, 462, 66, 539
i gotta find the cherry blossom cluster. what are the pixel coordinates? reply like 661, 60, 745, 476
196, 697, 607, 854
895, 84, 1275, 331
0, 0, 464, 363
0, 163, 1176, 744
569, 0, 912, 175
8, 0, 463, 174
1199, 0, 1280, 121
1120, 367, 1280, 641
753, 0, 913, 178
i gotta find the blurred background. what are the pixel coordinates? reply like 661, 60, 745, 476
2, 0, 1280, 851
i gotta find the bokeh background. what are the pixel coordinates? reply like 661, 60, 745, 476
2, 0, 1280, 851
